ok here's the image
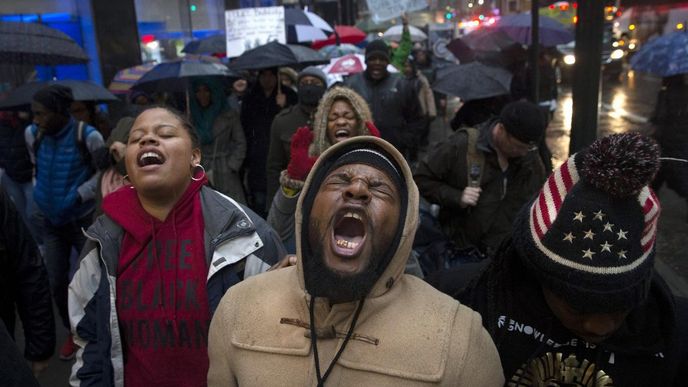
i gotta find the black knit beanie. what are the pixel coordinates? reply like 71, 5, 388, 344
499, 100, 545, 144
33, 84, 74, 116
512, 133, 661, 313
365, 40, 390, 61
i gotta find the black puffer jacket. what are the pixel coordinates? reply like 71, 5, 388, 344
0, 123, 33, 184
0, 188, 55, 361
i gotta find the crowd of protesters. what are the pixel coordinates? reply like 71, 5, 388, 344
0, 35, 687, 387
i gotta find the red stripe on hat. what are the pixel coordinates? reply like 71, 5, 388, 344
560, 159, 574, 191
548, 174, 562, 209
532, 204, 545, 239
538, 190, 552, 229
642, 235, 656, 253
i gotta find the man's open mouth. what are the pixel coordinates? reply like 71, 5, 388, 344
137, 150, 165, 167
332, 211, 366, 257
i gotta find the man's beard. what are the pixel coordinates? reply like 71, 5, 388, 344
304, 219, 387, 304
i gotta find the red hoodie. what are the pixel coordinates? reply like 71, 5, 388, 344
103, 178, 210, 387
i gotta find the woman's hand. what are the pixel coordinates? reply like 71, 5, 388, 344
286, 127, 318, 182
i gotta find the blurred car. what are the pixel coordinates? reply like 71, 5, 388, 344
554, 22, 624, 84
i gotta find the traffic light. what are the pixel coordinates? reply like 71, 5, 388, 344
190, 4, 197, 12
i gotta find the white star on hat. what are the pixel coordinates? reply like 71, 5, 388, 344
583, 229, 596, 240
600, 241, 613, 253
574, 211, 585, 222
617, 229, 628, 240
582, 249, 596, 260
593, 210, 605, 221
603, 222, 614, 232
563, 232, 575, 243
618, 250, 627, 259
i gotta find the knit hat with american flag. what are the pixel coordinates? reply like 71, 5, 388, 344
512, 133, 661, 313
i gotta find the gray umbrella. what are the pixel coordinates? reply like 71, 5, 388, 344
432, 62, 513, 101
0, 80, 117, 109
0, 21, 89, 65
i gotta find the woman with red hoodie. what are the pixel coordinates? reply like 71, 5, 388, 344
68, 106, 285, 387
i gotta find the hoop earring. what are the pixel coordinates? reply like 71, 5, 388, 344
191, 164, 206, 181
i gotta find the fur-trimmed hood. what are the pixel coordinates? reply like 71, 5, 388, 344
309, 86, 374, 157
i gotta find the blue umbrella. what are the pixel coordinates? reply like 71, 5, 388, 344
630, 31, 688, 77
494, 13, 573, 47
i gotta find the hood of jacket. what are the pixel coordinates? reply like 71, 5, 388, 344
309, 86, 374, 157
295, 135, 419, 301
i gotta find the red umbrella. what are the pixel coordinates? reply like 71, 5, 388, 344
312, 26, 366, 49
324, 54, 365, 75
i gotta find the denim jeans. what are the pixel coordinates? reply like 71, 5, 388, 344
0, 173, 42, 244
42, 212, 93, 329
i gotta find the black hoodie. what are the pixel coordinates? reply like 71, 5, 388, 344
458, 241, 688, 386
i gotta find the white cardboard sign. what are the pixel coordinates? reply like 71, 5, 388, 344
365, 0, 427, 23
225, 6, 286, 58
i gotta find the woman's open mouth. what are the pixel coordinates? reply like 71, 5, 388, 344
334, 128, 352, 141
331, 211, 367, 257
137, 149, 166, 168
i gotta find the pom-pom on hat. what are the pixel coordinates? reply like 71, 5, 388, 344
513, 133, 661, 313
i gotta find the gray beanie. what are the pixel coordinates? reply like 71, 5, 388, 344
298, 66, 327, 85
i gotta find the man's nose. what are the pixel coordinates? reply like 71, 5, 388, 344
344, 179, 371, 203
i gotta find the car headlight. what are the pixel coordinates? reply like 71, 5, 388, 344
610, 49, 624, 60
563, 54, 576, 65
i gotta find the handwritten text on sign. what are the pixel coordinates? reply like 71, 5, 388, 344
225, 6, 286, 57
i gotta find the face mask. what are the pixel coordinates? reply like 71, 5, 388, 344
298, 84, 326, 107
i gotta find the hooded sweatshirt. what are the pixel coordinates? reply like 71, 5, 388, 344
102, 178, 210, 387
208, 136, 503, 386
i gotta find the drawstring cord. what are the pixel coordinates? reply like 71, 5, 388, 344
309, 296, 366, 387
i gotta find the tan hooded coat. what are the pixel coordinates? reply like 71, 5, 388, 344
208, 136, 504, 386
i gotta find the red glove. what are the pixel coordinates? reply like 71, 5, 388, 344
287, 126, 318, 182
365, 121, 381, 138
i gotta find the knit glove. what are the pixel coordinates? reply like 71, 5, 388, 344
365, 121, 381, 137
286, 126, 317, 182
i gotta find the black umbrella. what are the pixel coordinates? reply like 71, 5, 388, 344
448, 28, 526, 66
227, 41, 327, 71
0, 21, 89, 65
432, 62, 513, 101
0, 80, 118, 109
182, 35, 226, 55
133, 59, 238, 93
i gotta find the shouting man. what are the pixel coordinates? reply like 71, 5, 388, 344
208, 136, 503, 386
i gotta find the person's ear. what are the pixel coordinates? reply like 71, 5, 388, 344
191, 148, 201, 166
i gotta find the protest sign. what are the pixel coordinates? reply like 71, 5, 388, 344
225, 6, 286, 57
366, 0, 427, 23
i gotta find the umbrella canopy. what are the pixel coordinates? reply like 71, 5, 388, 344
285, 8, 333, 43
383, 25, 427, 42
0, 21, 89, 65
182, 34, 226, 55
630, 31, 688, 77
108, 63, 157, 95
228, 41, 328, 71
493, 13, 573, 47
318, 44, 363, 59
133, 59, 237, 93
355, 17, 395, 33
0, 80, 118, 109
321, 53, 398, 75
447, 29, 526, 66
312, 26, 367, 49
432, 62, 513, 101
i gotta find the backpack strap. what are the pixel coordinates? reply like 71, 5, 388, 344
75, 121, 94, 167
463, 127, 485, 188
